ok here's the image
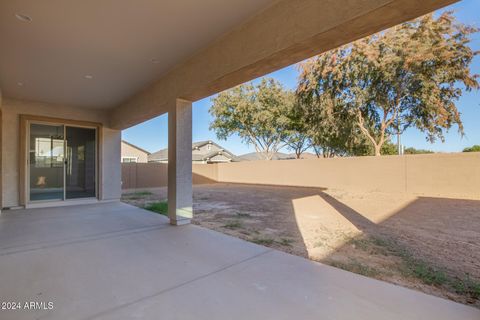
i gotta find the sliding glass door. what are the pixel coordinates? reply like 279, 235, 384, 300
29, 124, 65, 201
28, 123, 97, 202
65, 126, 96, 199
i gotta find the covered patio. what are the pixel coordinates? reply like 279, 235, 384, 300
1, 0, 478, 318
0, 0, 461, 224
1, 202, 478, 319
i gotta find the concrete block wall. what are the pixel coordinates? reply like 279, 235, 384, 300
122, 163, 217, 190
215, 153, 480, 199
122, 153, 480, 200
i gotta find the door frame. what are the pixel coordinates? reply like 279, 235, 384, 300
19, 115, 103, 206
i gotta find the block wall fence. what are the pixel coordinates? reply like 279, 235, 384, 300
122, 153, 480, 200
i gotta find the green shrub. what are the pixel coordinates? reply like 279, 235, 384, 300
463, 145, 480, 152
144, 201, 168, 216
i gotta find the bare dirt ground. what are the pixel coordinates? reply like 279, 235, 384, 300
122, 183, 480, 307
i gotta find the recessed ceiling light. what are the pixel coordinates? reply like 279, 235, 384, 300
151, 59, 160, 64
15, 13, 32, 22
17, 82, 24, 86
84, 75, 93, 79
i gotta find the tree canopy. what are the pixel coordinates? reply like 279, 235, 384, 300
209, 12, 478, 158
295, 75, 373, 158
209, 78, 292, 160
297, 12, 479, 156
404, 147, 434, 155
282, 100, 312, 158
463, 145, 480, 152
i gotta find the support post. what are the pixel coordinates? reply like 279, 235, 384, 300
168, 98, 192, 225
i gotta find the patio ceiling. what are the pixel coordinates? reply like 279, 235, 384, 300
0, 0, 275, 109
0, 0, 459, 129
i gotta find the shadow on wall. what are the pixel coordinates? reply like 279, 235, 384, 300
121, 163, 216, 190
122, 152, 480, 199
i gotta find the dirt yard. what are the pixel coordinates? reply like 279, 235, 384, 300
122, 183, 480, 307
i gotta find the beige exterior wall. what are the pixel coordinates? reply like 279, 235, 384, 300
100, 128, 122, 201
1, 98, 121, 208
121, 141, 149, 163
123, 153, 480, 200
0, 94, 2, 210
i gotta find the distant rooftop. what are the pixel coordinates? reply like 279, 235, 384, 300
149, 140, 236, 162
236, 151, 317, 161
121, 140, 151, 155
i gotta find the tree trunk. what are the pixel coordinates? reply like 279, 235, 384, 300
313, 147, 321, 158
323, 149, 335, 158
373, 143, 382, 156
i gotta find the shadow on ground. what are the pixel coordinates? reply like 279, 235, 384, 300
121, 183, 480, 308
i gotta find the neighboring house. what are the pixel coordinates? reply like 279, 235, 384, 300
121, 140, 150, 163
149, 140, 235, 164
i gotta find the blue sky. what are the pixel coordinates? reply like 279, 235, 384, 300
123, 0, 480, 155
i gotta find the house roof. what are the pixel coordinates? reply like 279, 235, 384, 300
149, 149, 168, 161
195, 150, 232, 162
148, 140, 236, 162
121, 140, 151, 155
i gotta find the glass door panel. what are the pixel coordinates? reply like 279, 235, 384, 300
29, 124, 65, 201
65, 126, 96, 199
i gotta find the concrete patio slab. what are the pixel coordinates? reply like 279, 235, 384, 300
0, 202, 478, 320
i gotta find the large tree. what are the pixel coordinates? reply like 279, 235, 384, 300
282, 98, 312, 159
209, 78, 291, 160
296, 68, 372, 158
297, 12, 479, 156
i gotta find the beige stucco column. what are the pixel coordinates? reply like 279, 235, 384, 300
168, 98, 193, 225
0, 91, 2, 212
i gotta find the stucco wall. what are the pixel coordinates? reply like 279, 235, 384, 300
0, 94, 2, 209
122, 163, 217, 190
123, 153, 480, 200
217, 156, 405, 193
216, 153, 480, 199
122, 163, 168, 189
1, 98, 121, 207
101, 128, 122, 201
121, 141, 149, 163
